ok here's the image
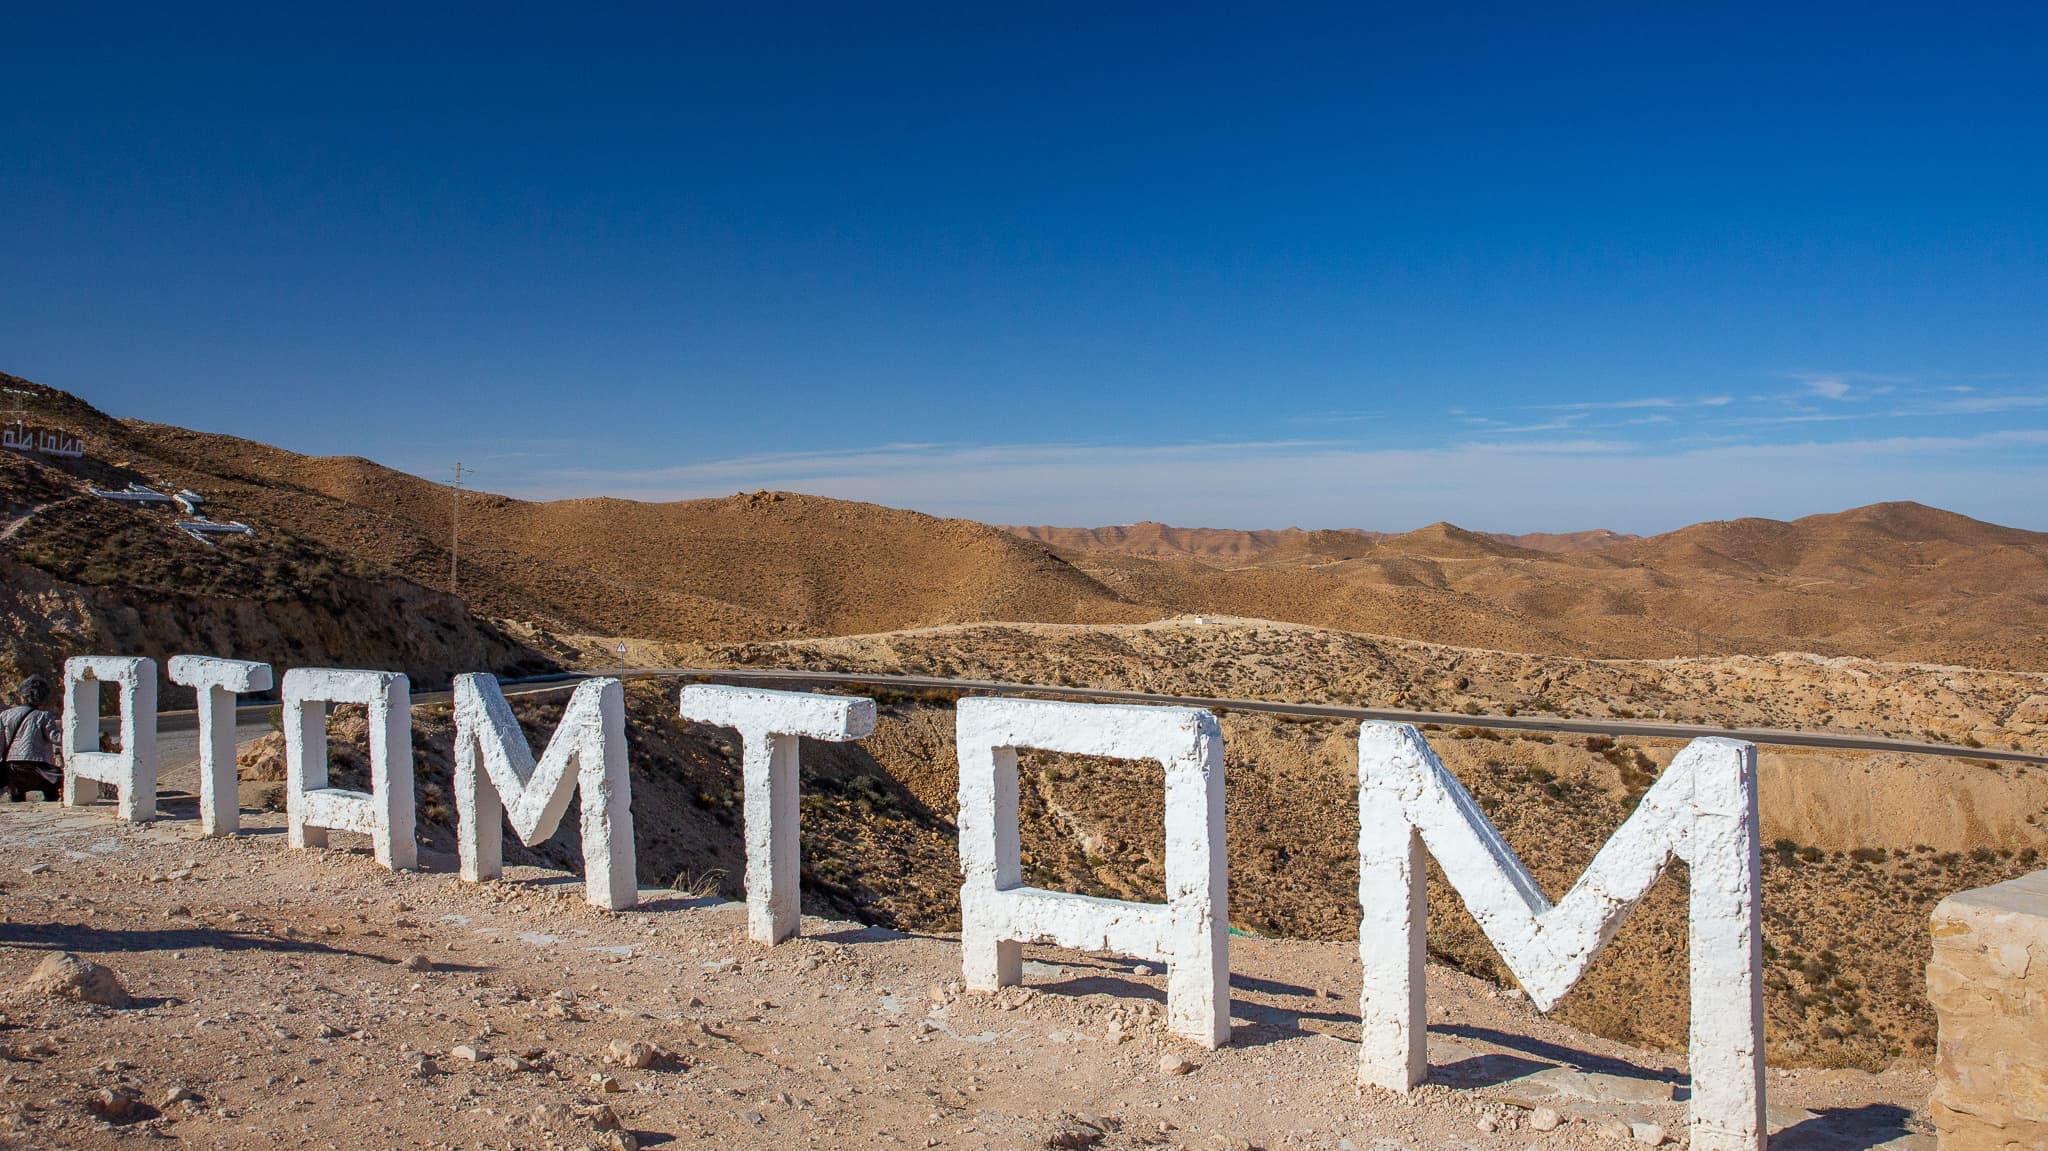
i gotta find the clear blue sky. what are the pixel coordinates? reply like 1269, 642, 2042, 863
5, 3, 2045, 531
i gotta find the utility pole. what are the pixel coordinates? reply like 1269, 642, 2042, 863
451, 461, 464, 597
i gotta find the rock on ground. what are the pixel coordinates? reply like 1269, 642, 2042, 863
23, 951, 131, 1008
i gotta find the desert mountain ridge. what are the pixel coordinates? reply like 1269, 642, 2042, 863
1006, 521, 1642, 561
1005, 502, 2048, 669
4, 370, 2048, 679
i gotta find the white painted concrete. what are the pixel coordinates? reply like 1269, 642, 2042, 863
282, 668, 415, 871
166, 656, 272, 836
1355, 722, 1764, 1151
678, 685, 877, 944
453, 674, 636, 910
61, 656, 158, 822
955, 697, 1229, 1049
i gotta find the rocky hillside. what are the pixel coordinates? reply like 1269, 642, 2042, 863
0, 378, 553, 701
0, 372, 1150, 694
0, 376, 1155, 647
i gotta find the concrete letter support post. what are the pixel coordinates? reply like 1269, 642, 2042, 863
956, 698, 1230, 1049
282, 668, 416, 871
166, 656, 273, 836
1357, 723, 1764, 1151
60, 656, 158, 821
679, 685, 877, 944
453, 674, 637, 911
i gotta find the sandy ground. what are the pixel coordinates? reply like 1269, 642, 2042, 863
0, 792, 1936, 1151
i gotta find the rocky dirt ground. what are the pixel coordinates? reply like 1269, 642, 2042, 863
2, 797, 1934, 1151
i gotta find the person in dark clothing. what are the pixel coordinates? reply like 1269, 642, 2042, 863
3, 675, 65, 802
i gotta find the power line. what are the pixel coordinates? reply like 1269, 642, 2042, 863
451, 461, 464, 597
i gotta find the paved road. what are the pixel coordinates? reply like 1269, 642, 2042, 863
137, 674, 584, 737
152, 716, 275, 796
141, 666, 2047, 767
139, 674, 588, 770
612, 666, 2048, 766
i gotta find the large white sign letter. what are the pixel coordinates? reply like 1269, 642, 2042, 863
957, 697, 1230, 1049
61, 656, 158, 821
678, 685, 876, 944
282, 668, 415, 871
167, 655, 272, 836
454, 674, 636, 911
1357, 723, 1764, 1151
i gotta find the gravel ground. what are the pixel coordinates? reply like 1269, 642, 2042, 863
0, 798, 1933, 1151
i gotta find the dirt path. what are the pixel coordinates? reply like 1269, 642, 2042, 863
0, 800, 1934, 1151
0, 493, 84, 543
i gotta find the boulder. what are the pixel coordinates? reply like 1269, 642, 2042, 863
25, 952, 131, 1008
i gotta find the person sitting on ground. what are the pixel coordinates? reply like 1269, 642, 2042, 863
4, 675, 65, 802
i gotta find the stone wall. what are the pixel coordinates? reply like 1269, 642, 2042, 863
1930, 869, 2048, 1151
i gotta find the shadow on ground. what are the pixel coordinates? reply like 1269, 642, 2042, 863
1774, 1105, 1921, 1151
0, 921, 468, 970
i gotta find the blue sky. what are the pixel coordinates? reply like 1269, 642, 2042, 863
4, 3, 2045, 531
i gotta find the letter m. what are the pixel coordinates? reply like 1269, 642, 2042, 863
454, 675, 637, 911
1357, 723, 1765, 1151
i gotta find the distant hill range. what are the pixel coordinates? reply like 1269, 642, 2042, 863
5, 369, 2047, 684
1007, 523, 1641, 562
1009, 506, 2048, 668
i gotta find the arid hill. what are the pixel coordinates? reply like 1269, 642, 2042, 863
0, 378, 552, 698
8, 370, 2048, 675
1492, 528, 1642, 553
127, 429, 1149, 644
1008, 522, 1386, 564
0, 373, 1150, 690
1006, 522, 1640, 562
1011, 505, 2048, 669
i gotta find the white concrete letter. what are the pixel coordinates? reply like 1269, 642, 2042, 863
61, 656, 158, 822
282, 668, 415, 871
956, 697, 1229, 1048
166, 656, 272, 836
453, 674, 636, 910
678, 685, 876, 944
1356, 723, 1764, 1151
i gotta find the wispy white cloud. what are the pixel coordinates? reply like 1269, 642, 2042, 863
1478, 416, 1584, 433
1892, 391, 2048, 415
1725, 412, 1866, 426
1285, 408, 1383, 423
1533, 394, 1732, 411
1451, 438, 1635, 454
